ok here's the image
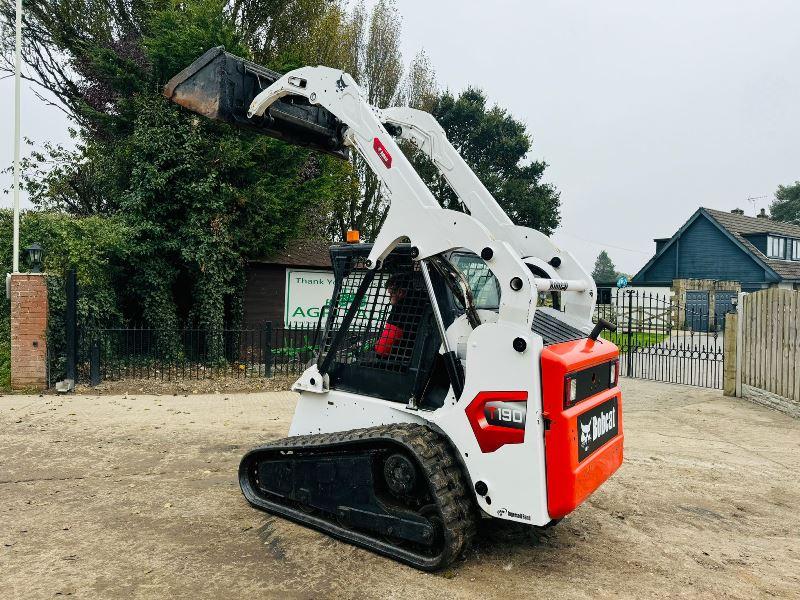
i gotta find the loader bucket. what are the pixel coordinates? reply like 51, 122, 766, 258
164, 47, 348, 159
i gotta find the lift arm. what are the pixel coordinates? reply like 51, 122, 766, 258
247, 66, 540, 333
164, 48, 595, 321
378, 107, 595, 320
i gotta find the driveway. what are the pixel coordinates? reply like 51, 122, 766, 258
1, 379, 798, 599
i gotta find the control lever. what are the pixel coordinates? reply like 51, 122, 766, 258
589, 318, 616, 341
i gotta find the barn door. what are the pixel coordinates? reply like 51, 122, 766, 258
713, 291, 737, 332
685, 291, 709, 332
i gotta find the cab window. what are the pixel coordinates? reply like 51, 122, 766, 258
450, 252, 500, 310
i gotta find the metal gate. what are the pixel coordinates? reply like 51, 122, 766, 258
594, 289, 725, 389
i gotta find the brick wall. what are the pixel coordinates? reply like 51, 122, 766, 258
10, 274, 48, 390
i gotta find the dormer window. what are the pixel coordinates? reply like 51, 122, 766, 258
793, 239, 800, 261
767, 236, 786, 259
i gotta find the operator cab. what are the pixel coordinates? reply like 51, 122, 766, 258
316, 244, 588, 410
318, 243, 451, 408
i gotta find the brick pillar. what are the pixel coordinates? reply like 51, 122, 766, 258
10, 274, 48, 390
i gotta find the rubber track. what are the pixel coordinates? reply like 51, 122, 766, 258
239, 423, 477, 571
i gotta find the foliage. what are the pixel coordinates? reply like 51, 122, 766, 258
9, 137, 123, 215
0, 210, 129, 326
1, 0, 356, 342
401, 49, 438, 112
0, 209, 131, 384
592, 250, 618, 283
318, 0, 405, 241
410, 88, 561, 235
0, 0, 563, 359
770, 181, 800, 224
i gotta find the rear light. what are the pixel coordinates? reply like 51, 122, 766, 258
563, 360, 617, 408
564, 377, 578, 407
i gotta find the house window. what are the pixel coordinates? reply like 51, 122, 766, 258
767, 236, 786, 259
792, 239, 800, 261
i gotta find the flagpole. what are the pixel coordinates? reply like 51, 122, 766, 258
12, 0, 22, 273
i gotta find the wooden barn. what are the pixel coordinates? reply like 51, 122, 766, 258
242, 239, 333, 329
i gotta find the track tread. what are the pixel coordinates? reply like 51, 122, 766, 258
239, 423, 477, 570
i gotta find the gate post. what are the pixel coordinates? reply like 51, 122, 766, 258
626, 290, 634, 377
723, 312, 738, 396
10, 273, 48, 390
735, 292, 746, 397
264, 321, 273, 377
90, 338, 101, 386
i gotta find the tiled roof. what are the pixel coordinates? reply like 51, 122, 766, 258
250, 238, 332, 268
705, 208, 800, 238
703, 208, 800, 280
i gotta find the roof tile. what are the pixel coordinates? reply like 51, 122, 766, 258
250, 238, 332, 268
704, 208, 800, 280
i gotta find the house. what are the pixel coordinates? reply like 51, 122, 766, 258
243, 239, 333, 328
632, 207, 800, 323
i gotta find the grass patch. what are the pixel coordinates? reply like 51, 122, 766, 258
601, 330, 669, 348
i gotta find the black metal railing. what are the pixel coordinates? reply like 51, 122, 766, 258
593, 289, 730, 389
75, 322, 322, 384
63, 290, 730, 391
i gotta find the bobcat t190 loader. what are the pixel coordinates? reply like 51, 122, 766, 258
165, 47, 623, 571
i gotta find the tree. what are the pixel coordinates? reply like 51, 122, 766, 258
1, 0, 357, 336
592, 251, 618, 283
321, 0, 405, 241
770, 181, 800, 224
401, 49, 438, 111
410, 88, 561, 234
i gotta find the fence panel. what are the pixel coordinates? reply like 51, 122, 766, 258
73, 289, 736, 390
594, 289, 726, 389
77, 322, 322, 384
740, 289, 800, 407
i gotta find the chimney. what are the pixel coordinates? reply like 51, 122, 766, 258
757, 208, 769, 219
731, 208, 744, 215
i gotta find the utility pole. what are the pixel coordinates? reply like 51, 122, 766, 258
12, 0, 22, 273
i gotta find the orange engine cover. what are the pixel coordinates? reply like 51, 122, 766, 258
541, 338, 624, 520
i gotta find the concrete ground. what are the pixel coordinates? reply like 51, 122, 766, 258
1, 379, 798, 599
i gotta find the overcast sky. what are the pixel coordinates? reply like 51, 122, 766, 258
2, 0, 799, 274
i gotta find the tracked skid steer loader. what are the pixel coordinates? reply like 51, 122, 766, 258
165, 48, 624, 570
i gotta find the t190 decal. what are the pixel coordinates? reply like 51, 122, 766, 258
484, 401, 526, 430
465, 391, 528, 453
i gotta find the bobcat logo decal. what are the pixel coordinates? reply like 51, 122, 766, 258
580, 420, 592, 452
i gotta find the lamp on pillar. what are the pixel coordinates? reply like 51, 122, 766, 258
25, 243, 43, 274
